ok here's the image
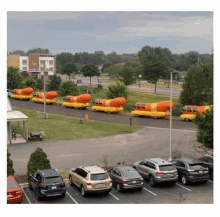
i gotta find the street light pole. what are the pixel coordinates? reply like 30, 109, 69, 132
42, 62, 47, 119
139, 74, 142, 88
169, 71, 173, 161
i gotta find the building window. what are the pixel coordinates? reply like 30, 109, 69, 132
22, 60, 27, 65
23, 67, 27, 71
40, 60, 45, 65
49, 60, 53, 65
49, 67, 53, 71
32, 60, 37, 65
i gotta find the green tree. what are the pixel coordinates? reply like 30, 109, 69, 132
36, 78, 44, 91
25, 77, 37, 90
47, 75, 62, 91
119, 65, 136, 86
7, 66, 23, 90
7, 149, 15, 176
101, 62, 112, 73
106, 81, 128, 99
105, 65, 123, 81
61, 62, 78, 78
81, 64, 100, 85
179, 62, 213, 105
194, 107, 213, 149
138, 46, 172, 93
59, 81, 79, 96
27, 147, 52, 175
26, 48, 50, 55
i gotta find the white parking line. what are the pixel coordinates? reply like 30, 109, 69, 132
66, 191, 78, 204
109, 192, 119, 200
143, 187, 157, 196
175, 183, 191, 192
21, 186, 31, 204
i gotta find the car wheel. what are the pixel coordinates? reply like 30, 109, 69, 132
69, 176, 74, 186
116, 183, 121, 192
149, 176, 156, 187
81, 186, 87, 197
181, 175, 188, 185
210, 172, 213, 181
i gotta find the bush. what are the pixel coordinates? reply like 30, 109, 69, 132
27, 147, 52, 175
47, 75, 62, 91
59, 81, 79, 96
106, 81, 128, 99
24, 76, 37, 90
172, 103, 183, 117
7, 149, 15, 176
7, 66, 24, 90
36, 78, 44, 91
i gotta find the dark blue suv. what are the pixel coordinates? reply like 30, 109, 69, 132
28, 169, 66, 201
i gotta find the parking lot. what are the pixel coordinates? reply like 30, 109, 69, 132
20, 179, 213, 204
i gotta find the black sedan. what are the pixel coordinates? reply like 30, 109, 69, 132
172, 158, 209, 185
108, 166, 144, 192
199, 155, 213, 181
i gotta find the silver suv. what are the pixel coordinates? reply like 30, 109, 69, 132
133, 158, 178, 187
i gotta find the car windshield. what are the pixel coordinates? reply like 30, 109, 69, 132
159, 165, 176, 171
44, 176, 62, 184
90, 173, 109, 181
120, 168, 140, 178
189, 163, 206, 170
7, 181, 18, 189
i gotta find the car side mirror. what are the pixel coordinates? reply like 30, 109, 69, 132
107, 169, 112, 173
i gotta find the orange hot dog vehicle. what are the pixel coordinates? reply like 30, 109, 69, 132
180, 105, 212, 121
62, 94, 91, 109
92, 97, 126, 113
132, 100, 175, 118
11, 87, 33, 100
32, 91, 58, 104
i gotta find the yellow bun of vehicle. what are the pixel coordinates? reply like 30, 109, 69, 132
32, 91, 58, 104
92, 97, 126, 113
62, 94, 91, 109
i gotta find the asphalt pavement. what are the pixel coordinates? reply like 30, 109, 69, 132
20, 179, 213, 204
10, 98, 197, 131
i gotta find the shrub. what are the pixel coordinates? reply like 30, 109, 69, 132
59, 81, 79, 96
7, 149, 15, 176
24, 76, 37, 90
172, 103, 183, 117
27, 147, 52, 175
106, 81, 128, 99
47, 75, 62, 91
172, 149, 182, 159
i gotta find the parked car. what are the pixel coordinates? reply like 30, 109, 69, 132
198, 155, 213, 181
133, 158, 178, 187
7, 89, 12, 98
76, 79, 82, 86
108, 166, 144, 192
69, 165, 112, 197
171, 158, 209, 185
28, 169, 66, 201
7, 176, 23, 204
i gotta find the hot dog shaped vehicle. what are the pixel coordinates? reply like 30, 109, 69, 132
180, 105, 211, 121
32, 91, 58, 104
62, 94, 91, 109
132, 100, 175, 118
92, 97, 126, 113
11, 87, 33, 100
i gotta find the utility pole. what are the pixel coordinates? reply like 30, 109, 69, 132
169, 71, 173, 161
42, 61, 47, 119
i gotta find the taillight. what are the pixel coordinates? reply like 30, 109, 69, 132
40, 182, 47, 187
156, 172, 164, 175
121, 179, 129, 183
174, 170, 178, 174
86, 183, 92, 186
139, 177, 144, 181
16, 191, 22, 195
109, 180, 113, 184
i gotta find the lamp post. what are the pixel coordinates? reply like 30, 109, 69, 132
169, 71, 173, 161
41, 62, 47, 119
138, 74, 142, 88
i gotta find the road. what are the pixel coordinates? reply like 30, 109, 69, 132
10, 98, 197, 131
59, 74, 182, 96
20, 179, 213, 204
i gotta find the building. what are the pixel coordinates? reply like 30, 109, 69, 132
8, 53, 56, 79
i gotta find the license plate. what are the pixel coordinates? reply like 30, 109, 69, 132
199, 171, 203, 173
132, 181, 137, 183
51, 186, 57, 189
7, 194, 13, 198
97, 184, 105, 188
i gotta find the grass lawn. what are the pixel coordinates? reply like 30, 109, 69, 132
14, 108, 141, 142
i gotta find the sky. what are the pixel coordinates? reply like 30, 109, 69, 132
7, 11, 213, 55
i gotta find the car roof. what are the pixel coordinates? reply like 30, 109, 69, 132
38, 169, 60, 177
7, 176, 15, 181
82, 166, 106, 174
176, 158, 201, 164
147, 158, 172, 165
